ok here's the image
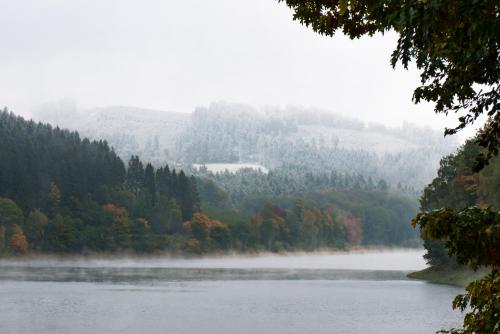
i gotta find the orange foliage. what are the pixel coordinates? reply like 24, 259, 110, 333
206, 219, 227, 229
103, 203, 128, 217
251, 213, 262, 243
183, 213, 210, 233
183, 213, 231, 250
183, 214, 230, 234
184, 238, 202, 254
9, 225, 28, 253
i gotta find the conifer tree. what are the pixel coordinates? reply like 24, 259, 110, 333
144, 163, 156, 205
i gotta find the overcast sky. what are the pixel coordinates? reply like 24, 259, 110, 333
0, 0, 480, 139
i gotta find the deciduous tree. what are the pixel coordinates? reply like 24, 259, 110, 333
25, 209, 49, 250
0, 197, 23, 227
9, 224, 28, 254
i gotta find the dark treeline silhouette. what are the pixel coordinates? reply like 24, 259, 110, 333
0, 109, 199, 253
0, 109, 125, 212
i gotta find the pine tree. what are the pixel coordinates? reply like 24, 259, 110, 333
144, 163, 156, 205
125, 156, 144, 196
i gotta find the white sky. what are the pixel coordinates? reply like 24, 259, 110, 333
0, 0, 481, 140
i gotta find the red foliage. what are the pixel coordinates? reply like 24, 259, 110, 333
271, 205, 287, 219
336, 211, 362, 244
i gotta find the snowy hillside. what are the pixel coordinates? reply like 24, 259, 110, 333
175, 102, 458, 189
32, 102, 189, 164
31, 101, 458, 190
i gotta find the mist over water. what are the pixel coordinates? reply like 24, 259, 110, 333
0, 249, 426, 283
0, 250, 462, 334
0, 248, 426, 270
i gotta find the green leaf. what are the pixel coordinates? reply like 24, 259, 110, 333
339, 0, 348, 15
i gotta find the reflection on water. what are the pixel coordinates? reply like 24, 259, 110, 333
0, 250, 463, 334
0, 266, 411, 283
0, 280, 463, 334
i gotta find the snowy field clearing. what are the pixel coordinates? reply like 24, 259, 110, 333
192, 163, 269, 174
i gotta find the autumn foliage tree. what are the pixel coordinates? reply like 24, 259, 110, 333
183, 213, 231, 252
335, 210, 362, 245
9, 224, 28, 254
0, 197, 28, 254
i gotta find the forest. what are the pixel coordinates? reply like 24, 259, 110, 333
0, 109, 418, 255
417, 139, 499, 268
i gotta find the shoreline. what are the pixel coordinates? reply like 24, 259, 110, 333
407, 265, 490, 287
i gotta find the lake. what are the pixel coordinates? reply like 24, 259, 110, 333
0, 249, 463, 334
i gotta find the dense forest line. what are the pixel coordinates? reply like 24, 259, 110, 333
418, 139, 500, 267
0, 110, 198, 253
0, 109, 419, 255
188, 164, 409, 206
202, 189, 418, 249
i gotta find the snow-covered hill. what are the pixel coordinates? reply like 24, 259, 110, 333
32, 102, 189, 164
31, 101, 458, 190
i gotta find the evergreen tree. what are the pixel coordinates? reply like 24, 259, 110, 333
125, 156, 144, 196
144, 163, 156, 205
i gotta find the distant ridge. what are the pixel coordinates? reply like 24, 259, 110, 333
31, 101, 458, 190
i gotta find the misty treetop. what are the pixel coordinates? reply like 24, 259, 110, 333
188, 164, 403, 206
32, 102, 457, 191
175, 103, 456, 190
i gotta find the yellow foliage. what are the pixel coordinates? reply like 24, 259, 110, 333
135, 218, 150, 229
184, 238, 202, 254
9, 224, 28, 253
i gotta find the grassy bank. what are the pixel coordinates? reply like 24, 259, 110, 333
408, 265, 490, 287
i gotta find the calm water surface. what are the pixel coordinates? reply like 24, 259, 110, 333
0, 250, 463, 334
